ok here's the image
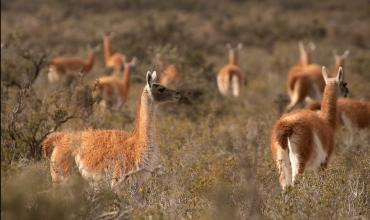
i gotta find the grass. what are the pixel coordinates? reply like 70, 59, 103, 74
1, 0, 370, 219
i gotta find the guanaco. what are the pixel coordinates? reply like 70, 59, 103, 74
271, 66, 348, 190
287, 41, 316, 97
286, 41, 322, 111
160, 64, 182, 90
332, 50, 349, 75
217, 43, 245, 97
43, 71, 181, 189
307, 98, 370, 139
286, 48, 349, 112
48, 46, 99, 83
103, 32, 126, 75
93, 57, 137, 109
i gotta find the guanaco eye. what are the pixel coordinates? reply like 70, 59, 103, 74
158, 87, 165, 93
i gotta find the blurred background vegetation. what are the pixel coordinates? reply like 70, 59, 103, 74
1, 0, 370, 219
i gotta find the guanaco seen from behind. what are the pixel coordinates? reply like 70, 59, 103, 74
286, 47, 349, 112
271, 66, 349, 190
286, 41, 316, 97
217, 43, 245, 97
48, 46, 99, 82
43, 71, 181, 189
286, 41, 323, 111
307, 98, 370, 141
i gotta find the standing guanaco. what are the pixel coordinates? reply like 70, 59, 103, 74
160, 64, 182, 90
93, 57, 137, 109
286, 41, 323, 111
286, 48, 349, 112
287, 41, 316, 97
217, 43, 245, 97
307, 98, 370, 142
48, 46, 99, 82
271, 67, 348, 190
103, 32, 126, 75
43, 71, 181, 189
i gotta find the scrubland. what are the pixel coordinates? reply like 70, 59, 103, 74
1, 0, 370, 219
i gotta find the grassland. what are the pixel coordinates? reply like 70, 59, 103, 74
1, 0, 370, 219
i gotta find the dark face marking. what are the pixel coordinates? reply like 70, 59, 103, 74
150, 83, 181, 103
339, 81, 349, 98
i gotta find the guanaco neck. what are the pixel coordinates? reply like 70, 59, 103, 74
103, 36, 113, 64
334, 58, 344, 76
299, 49, 310, 66
132, 89, 157, 164
320, 82, 338, 129
229, 49, 238, 65
122, 65, 131, 88
83, 51, 95, 72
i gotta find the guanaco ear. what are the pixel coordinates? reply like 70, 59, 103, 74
308, 41, 316, 51
130, 57, 137, 67
237, 43, 243, 50
146, 71, 153, 88
152, 71, 158, 82
146, 71, 158, 88
322, 66, 329, 83
336, 66, 344, 82
342, 50, 350, 58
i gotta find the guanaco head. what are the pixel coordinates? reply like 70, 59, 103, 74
226, 42, 243, 65
333, 50, 349, 70
298, 41, 316, 66
87, 44, 101, 55
124, 57, 137, 71
145, 71, 181, 103
322, 66, 349, 98
103, 31, 115, 39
